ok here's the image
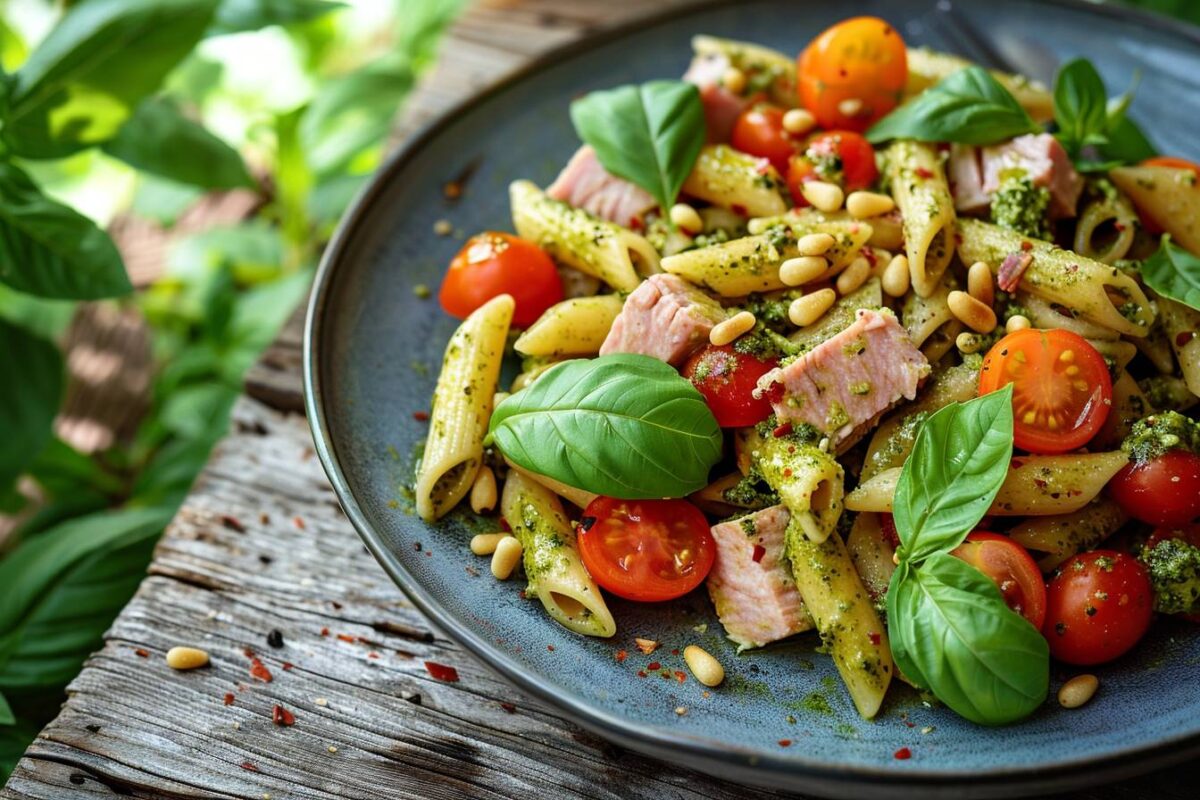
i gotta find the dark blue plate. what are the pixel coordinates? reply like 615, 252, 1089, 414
304, 2, 1200, 796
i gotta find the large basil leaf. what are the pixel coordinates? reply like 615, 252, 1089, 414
1141, 235, 1200, 312
866, 67, 1040, 146
0, 320, 63, 492
4, 0, 220, 158
1053, 58, 1110, 151
893, 385, 1013, 563
888, 553, 1049, 726
0, 162, 129, 299
569, 80, 706, 213
0, 692, 12, 726
486, 354, 722, 499
102, 97, 253, 189
208, 0, 344, 35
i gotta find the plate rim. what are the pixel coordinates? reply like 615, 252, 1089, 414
303, 1, 1200, 794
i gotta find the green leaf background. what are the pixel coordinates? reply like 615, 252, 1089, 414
1141, 235, 1200, 311
0, 320, 63, 491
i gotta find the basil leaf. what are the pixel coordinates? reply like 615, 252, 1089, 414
888, 553, 1049, 726
1054, 58, 1109, 152
0, 692, 12, 726
893, 385, 1014, 562
102, 97, 254, 189
0, 162, 130, 300
1142, 235, 1200, 312
1100, 113, 1156, 165
208, 0, 344, 36
0, 320, 62, 492
570, 80, 706, 213
866, 67, 1040, 146
487, 354, 722, 499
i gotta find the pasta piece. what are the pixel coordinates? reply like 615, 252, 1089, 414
504, 459, 598, 510
845, 511, 895, 613
416, 295, 514, 521
957, 218, 1154, 337
510, 359, 560, 392
902, 272, 958, 354
747, 430, 844, 544
692, 35, 796, 106
682, 145, 789, 218
513, 295, 624, 357
1085, 337, 1137, 376
501, 471, 616, 637
689, 471, 775, 517
1109, 165, 1200, 256
753, 208, 905, 251
904, 47, 1055, 122
662, 219, 870, 297
789, 278, 882, 352
1074, 194, 1137, 264
1158, 297, 1200, 397
1008, 499, 1129, 571
1094, 372, 1151, 450
887, 140, 955, 297
846, 451, 1128, 516
1140, 375, 1199, 414
1017, 292, 1119, 342
1129, 310, 1177, 375
510, 180, 658, 292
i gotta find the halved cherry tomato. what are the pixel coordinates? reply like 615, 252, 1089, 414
1134, 157, 1200, 235
951, 532, 1047, 629
786, 130, 878, 205
577, 497, 716, 602
1043, 550, 1153, 665
797, 17, 907, 132
731, 104, 796, 174
1109, 450, 1200, 527
978, 329, 1112, 454
681, 344, 777, 428
439, 232, 562, 328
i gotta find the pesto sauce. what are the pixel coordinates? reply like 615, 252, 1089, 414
1140, 538, 1200, 615
991, 173, 1051, 240
1122, 411, 1200, 464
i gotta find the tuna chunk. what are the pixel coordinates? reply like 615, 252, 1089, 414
707, 505, 813, 650
981, 133, 1083, 218
547, 146, 657, 227
600, 274, 726, 366
757, 309, 929, 445
948, 143, 991, 213
683, 51, 754, 143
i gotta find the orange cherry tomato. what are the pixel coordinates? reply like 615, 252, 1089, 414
951, 532, 1047, 629
978, 329, 1112, 455
1134, 157, 1200, 235
786, 130, 878, 204
731, 104, 797, 174
439, 232, 562, 328
577, 497, 716, 602
797, 16, 908, 132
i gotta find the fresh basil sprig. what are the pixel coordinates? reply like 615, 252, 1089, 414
886, 385, 1050, 726
866, 67, 1041, 146
485, 354, 722, 499
1053, 58, 1155, 171
569, 80, 706, 214
1142, 235, 1200, 312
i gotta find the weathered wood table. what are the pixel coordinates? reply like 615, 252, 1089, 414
3, 2, 1196, 797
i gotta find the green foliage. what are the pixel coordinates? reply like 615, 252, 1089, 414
1141, 235, 1200, 312
209, 0, 344, 36
1053, 58, 1155, 170
0, 320, 63, 490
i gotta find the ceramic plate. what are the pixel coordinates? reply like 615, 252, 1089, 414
305, 2, 1200, 796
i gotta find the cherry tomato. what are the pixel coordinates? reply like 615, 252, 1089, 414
1043, 550, 1153, 665
1109, 450, 1200, 527
1135, 157, 1200, 235
786, 130, 878, 204
439, 232, 563, 328
797, 17, 908, 132
951, 532, 1047, 629
978, 329, 1112, 454
731, 104, 796, 174
577, 497, 716, 602
681, 344, 777, 428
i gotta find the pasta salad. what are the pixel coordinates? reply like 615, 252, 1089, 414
411, 16, 1200, 726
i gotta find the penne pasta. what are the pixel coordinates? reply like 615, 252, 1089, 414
682, 144, 789, 218
752, 208, 905, 251
904, 47, 1055, 122
845, 511, 895, 613
1017, 292, 1119, 342
790, 278, 882, 352
1074, 193, 1138, 264
1008, 499, 1129, 571
902, 271, 963, 363
513, 295, 624, 357
1109, 165, 1200, 256
1158, 297, 1200, 397
504, 458, 598, 510
746, 431, 844, 544
887, 140, 956, 298
691, 35, 797, 106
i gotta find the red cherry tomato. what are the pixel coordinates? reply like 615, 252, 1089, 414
797, 17, 908, 132
786, 130, 879, 204
439, 232, 563, 328
978, 329, 1112, 454
1134, 157, 1200, 235
577, 497, 716, 602
1043, 550, 1153, 665
681, 344, 777, 428
1109, 450, 1200, 527
951, 532, 1047, 629
731, 104, 796, 174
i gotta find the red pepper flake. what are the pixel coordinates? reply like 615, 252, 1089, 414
500, 517, 511, 532
1020, 240, 1033, 251
732, 203, 748, 216
894, 747, 912, 760
647, 661, 661, 671
868, 631, 881, 646
628, 215, 644, 231
752, 544, 766, 563
272, 704, 295, 727
134, 648, 149, 658
240, 761, 259, 772
1010, 458, 1025, 471
412, 410, 430, 421
517, 590, 527, 600
782, 468, 793, 478
320, 627, 330, 637
247, 651, 273, 683
637, 670, 648, 678
904, 719, 916, 728
220, 514, 245, 532
674, 671, 687, 684
424, 661, 459, 682
336, 634, 356, 643
1177, 331, 1196, 348
914, 167, 933, 179
547, 645, 555, 652
282, 662, 294, 670
772, 422, 793, 438
778, 739, 793, 747
223, 692, 235, 706
1034, 478, 1048, 489
671, 648, 680, 656
499, 702, 517, 713
367, 652, 380, 660
614, 649, 628, 663
293, 516, 306, 530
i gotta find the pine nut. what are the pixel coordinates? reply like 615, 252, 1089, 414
1058, 674, 1099, 708
881, 254, 910, 297
780, 256, 828, 286
948, 290, 997, 333
710, 311, 756, 346
722, 66, 746, 94
493, 391, 510, 407
800, 180, 844, 212
683, 644, 725, 687
782, 108, 816, 135
967, 261, 995, 307
836, 256, 871, 295
956, 331, 984, 354
669, 203, 703, 234
845, 191, 896, 219
166, 647, 209, 670
838, 97, 864, 117
470, 532, 505, 555
469, 467, 497, 514
868, 248, 893, 276
795, 232, 835, 257
491, 535, 523, 579
1006, 314, 1032, 334
789, 289, 836, 327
